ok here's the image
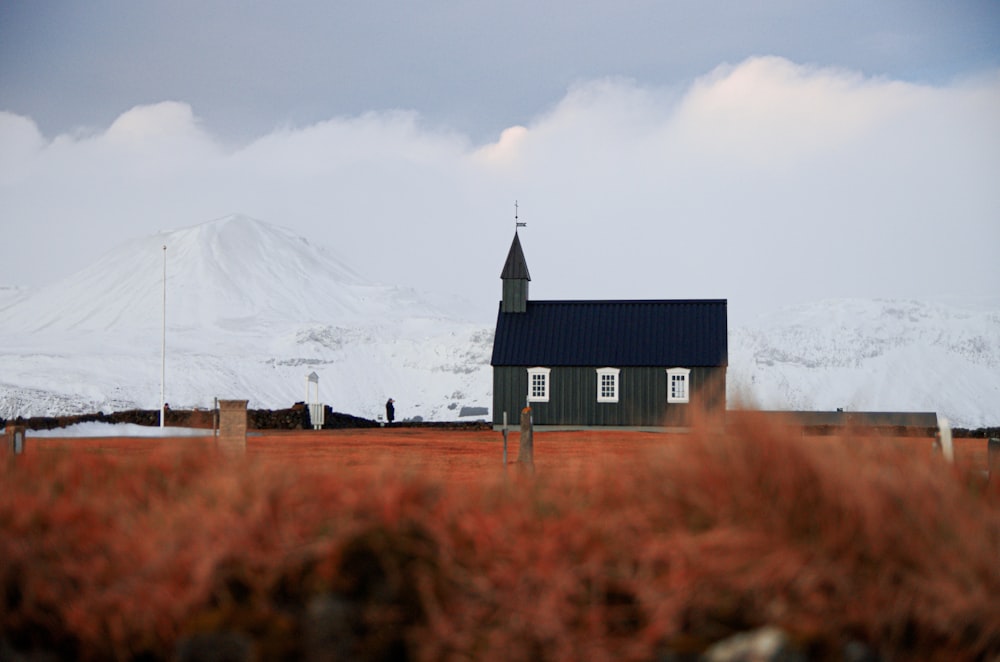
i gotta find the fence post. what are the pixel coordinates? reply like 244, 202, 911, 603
5, 424, 27, 456
518, 406, 533, 470
502, 411, 508, 466
989, 438, 1000, 481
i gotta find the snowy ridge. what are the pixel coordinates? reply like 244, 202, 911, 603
0, 214, 452, 334
0, 286, 23, 308
729, 299, 1000, 427
1, 218, 998, 427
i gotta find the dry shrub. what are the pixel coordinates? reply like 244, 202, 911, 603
1, 418, 998, 661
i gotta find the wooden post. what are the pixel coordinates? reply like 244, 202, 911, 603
5, 424, 27, 456
502, 411, 508, 466
989, 438, 1000, 481
517, 406, 533, 470
217, 400, 248, 454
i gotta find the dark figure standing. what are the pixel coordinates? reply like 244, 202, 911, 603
385, 398, 395, 425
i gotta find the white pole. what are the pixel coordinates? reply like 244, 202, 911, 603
160, 244, 166, 428
937, 414, 953, 463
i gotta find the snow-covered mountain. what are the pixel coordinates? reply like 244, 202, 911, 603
0, 215, 494, 422
729, 299, 1000, 428
1, 216, 997, 427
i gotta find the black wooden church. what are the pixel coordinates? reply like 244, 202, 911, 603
491, 231, 728, 429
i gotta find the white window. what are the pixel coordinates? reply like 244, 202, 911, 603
666, 368, 690, 403
596, 368, 620, 403
527, 367, 551, 403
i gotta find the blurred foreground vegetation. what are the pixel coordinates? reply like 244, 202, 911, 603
2, 416, 998, 660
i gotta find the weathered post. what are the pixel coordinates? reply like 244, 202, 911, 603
5, 424, 27, 456
217, 400, 248, 455
517, 406, 533, 470
502, 411, 508, 466
989, 438, 1000, 481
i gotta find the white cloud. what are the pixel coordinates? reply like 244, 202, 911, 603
1, 57, 997, 323
104, 102, 206, 146
473, 125, 528, 166
0, 112, 45, 184
669, 57, 926, 166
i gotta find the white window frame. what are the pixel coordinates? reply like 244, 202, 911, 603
596, 367, 620, 403
666, 368, 690, 403
527, 367, 551, 403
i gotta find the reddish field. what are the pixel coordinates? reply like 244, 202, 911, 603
22, 426, 989, 477
4, 423, 999, 661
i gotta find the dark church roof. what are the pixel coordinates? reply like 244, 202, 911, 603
491, 299, 728, 367
500, 232, 531, 280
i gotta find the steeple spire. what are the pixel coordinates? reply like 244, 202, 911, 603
501, 206, 530, 313
501, 231, 531, 281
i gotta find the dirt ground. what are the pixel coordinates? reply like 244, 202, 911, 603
22, 427, 989, 481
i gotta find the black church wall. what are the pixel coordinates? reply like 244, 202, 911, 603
492, 365, 726, 428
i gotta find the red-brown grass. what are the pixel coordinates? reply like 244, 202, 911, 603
2, 418, 998, 661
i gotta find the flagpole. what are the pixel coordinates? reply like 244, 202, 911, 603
161, 244, 166, 429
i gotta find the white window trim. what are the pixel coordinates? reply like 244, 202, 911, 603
527, 367, 551, 403
596, 367, 620, 403
666, 368, 691, 403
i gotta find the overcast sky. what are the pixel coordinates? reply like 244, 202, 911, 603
1, 1, 998, 324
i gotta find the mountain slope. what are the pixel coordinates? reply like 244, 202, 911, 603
0, 215, 493, 421
0, 214, 447, 334
728, 299, 1000, 428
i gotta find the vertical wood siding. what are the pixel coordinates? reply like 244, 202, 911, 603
501, 280, 528, 313
493, 366, 726, 427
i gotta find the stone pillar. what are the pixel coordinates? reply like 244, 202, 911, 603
217, 400, 248, 454
5, 424, 27, 456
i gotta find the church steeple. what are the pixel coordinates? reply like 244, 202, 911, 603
500, 229, 531, 313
